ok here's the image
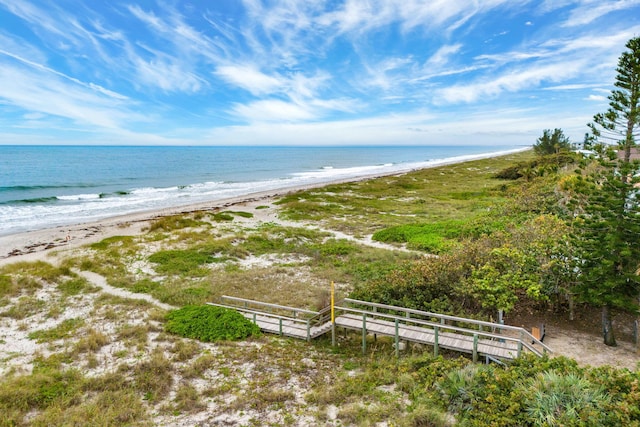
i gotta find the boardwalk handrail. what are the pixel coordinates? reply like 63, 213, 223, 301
334, 304, 542, 358
220, 295, 319, 318
207, 301, 321, 340
343, 298, 552, 354
210, 295, 552, 360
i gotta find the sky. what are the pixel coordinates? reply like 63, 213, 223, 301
1, 1, 639, 146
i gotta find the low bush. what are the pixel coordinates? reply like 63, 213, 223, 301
165, 305, 261, 342
147, 215, 206, 232
211, 212, 234, 222
372, 221, 465, 253
149, 249, 215, 275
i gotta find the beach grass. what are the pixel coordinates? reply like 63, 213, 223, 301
276, 150, 535, 236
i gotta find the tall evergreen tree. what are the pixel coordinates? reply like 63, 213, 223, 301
573, 37, 640, 346
588, 37, 640, 161
570, 152, 640, 346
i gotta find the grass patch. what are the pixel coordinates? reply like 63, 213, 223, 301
277, 151, 534, 235
90, 235, 135, 250
133, 349, 174, 402
1, 295, 46, 319
29, 318, 85, 343
148, 249, 216, 276
147, 215, 208, 232
211, 212, 234, 222
232, 211, 254, 218
165, 305, 261, 342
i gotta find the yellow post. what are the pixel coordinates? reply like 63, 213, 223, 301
331, 281, 335, 323
331, 281, 336, 346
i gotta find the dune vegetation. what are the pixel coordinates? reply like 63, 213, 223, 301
1, 149, 640, 426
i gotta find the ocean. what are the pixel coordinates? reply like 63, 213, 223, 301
0, 145, 524, 236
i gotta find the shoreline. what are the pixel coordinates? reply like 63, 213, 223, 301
0, 148, 528, 265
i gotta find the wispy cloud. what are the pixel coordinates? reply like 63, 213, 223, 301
562, 0, 640, 27
436, 61, 586, 104
0, 63, 139, 129
0, 0, 639, 145
215, 65, 284, 96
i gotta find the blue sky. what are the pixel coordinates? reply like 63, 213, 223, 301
1, 1, 639, 146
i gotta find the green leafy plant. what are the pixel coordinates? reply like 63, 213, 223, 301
165, 305, 261, 342
149, 249, 215, 275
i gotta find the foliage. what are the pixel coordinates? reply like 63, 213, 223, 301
231, 210, 254, 218
588, 36, 640, 159
90, 235, 135, 250
464, 246, 544, 314
564, 154, 640, 345
132, 349, 174, 402
211, 211, 234, 222
28, 318, 85, 343
165, 305, 261, 342
149, 249, 216, 276
0, 363, 85, 426
148, 215, 206, 232
533, 128, 572, 155
521, 372, 612, 426
494, 153, 577, 180
372, 220, 462, 253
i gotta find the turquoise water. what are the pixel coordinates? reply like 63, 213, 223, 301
0, 145, 523, 235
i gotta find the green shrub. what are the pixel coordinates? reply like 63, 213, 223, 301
372, 221, 466, 253
165, 305, 261, 342
521, 372, 611, 427
90, 235, 135, 250
211, 212, 234, 222
149, 249, 215, 275
232, 211, 254, 218
316, 239, 357, 256
148, 215, 205, 232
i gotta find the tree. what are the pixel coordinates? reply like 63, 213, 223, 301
573, 37, 640, 346
588, 36, 640, 161
568, 152, 640, 346
533, 128, 572, 155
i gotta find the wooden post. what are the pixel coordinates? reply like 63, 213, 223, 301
362, 313, 367, 356
473, 334, 478, 363
395, 318, 399, 357
434, 326, 439, 357
518, 330, 523, 357
279, 318, 283, 336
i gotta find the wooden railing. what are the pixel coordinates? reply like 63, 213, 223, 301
209, 295, 552, 360
334, 299, 551, 359
339, 298, 552, 356
207, 296, 325, 341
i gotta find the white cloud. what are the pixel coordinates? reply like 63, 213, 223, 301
202, 105, 591, 146
424, 44, 462, 69
215, 65, 284, 95
585, 94, 607, 102
562, 0, 640, 27
0, 61, 143, 129
436, 61, 585, 104
231, 99, 317, 122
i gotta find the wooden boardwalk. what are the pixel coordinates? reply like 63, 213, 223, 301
209, 296, 551, 362
335, 313, 520, 360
